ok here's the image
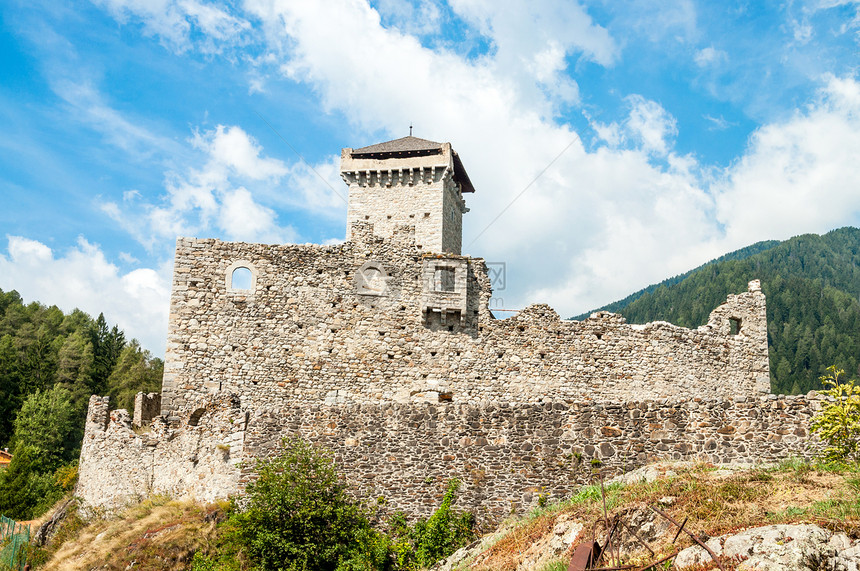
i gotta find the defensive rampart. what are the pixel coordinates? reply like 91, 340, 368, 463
78, 392, 820, 522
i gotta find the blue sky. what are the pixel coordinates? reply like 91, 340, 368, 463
1, 0, 859, 355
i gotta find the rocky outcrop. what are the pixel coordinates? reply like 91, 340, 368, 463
675, 524, 860, 570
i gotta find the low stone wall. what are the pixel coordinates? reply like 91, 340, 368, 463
244, 395, 821, 522
77, 392, 821, 521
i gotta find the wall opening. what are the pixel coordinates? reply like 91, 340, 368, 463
188, 408, 206, 427
434, 267, 456, 292
225, 260, 258, 293
231, 267, 253, 290
730, 317, 741, 336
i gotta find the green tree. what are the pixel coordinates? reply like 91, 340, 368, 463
55, 330, 96, 414
232, 438, 373, 571
0, 445, 65, 520
106, 341, 163, 412
0, 334, 22, 448
13, 385, 80, 469
88, 313, 126, 394
810, 366, 860, 463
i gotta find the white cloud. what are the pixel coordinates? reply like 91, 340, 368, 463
450, 0, 617, 67
92, 0, 250, 53
218, 187, 284, 243
102, 124, 304, 247
374, 0, 443, 36
284, 156, 348, 215
713, 75, 860, 248
624, 95, 678, 157
694, 46, 728, 67
193, 125, 288, 180
704, 114, 734, 130
0, 236, 170, 354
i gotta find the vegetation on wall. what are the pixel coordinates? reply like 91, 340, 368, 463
572, 227, 860, 395
193, 438, 476, 571
0, 288, 163, 519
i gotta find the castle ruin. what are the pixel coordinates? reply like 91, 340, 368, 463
77, 136, 819, 521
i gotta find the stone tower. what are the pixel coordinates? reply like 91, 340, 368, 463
340, 136, 475, 254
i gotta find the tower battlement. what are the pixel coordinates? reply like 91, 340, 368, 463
340, 136, 473, 254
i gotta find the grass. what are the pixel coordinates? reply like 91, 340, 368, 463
35, 497, 227, 571
535, 561, 567, 571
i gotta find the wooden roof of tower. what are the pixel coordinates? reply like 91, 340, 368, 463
349, 136, 476, 193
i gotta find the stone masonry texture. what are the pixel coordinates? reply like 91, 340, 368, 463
76, 138, 817, 523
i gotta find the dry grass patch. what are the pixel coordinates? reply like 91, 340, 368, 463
39, 497, 223, 571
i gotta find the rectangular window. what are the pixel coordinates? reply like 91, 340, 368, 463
730, 317, 741, 335
434, 267, 456, 292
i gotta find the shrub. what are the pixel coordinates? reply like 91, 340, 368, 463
231, 438, 374, 571
811, 366, 860, 464
389, 480, 476, 570
216, 438, 476, 571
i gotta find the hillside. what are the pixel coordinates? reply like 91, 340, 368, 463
24, 461, 860, 570
572, 227, 860, 395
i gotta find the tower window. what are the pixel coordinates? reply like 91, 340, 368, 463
730, 318, 741, 336
434, 267, 456, 292
225, 260, 258, 293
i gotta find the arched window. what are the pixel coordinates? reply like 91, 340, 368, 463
231, 267, 253, 290
225, 260, 258, 293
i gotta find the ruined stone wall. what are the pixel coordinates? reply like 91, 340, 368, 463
76, 394, 247, 510
247, 395, 820, 522
133, 392, 161, 427
78, 392, 821, 522
159, 225, 769, 422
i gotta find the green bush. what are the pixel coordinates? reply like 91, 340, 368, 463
811, 366, 860, 464
231, 438, 375, 571
210, 439, 476, 571
388, 480, 476, 570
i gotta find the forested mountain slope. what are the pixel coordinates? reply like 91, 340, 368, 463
572, 227, 860, 395
0, 288, 162, 519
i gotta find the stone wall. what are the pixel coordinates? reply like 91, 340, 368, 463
78, 392, 821, 522
133, 392, 161, 427
159, 225, 769, 422
76, 394, 246, 510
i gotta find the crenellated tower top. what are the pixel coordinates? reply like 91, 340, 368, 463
340, 136, 474, 254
